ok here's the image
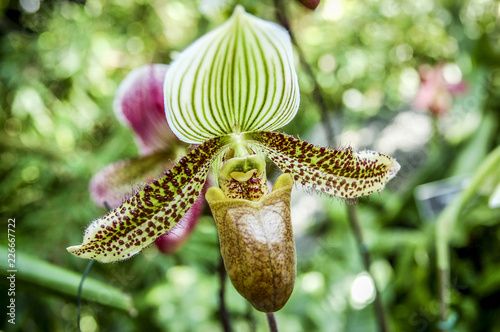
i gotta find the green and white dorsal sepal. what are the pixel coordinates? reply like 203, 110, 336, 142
164, 5, 300, 144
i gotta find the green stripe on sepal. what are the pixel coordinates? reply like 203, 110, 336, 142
67, 136, 227, 263
245, 131, 400, 198
164, 5, 299, 144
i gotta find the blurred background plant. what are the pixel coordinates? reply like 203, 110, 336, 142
1, 0, 499, 331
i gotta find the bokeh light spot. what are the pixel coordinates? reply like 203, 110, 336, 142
20, 0, 40, 13
343, 89, 364, 111
318, 54, 337, 73
22, 165, 40, 183
321, 0, 345, 21
301, 271, 325, 293
443, 63, 462, 85
350, 272, 376, 309
80, 314, 98, 332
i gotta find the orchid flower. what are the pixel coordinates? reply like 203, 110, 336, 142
68, 6, 400, 311
88, 64, 204, 254
413, 63, 467, 116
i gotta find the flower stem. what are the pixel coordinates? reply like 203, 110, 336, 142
273, 0, 337, 145
274, 3, 389, 331
438, 267, 449, 331
218, 256, 233, 332
77, 259, 95, 332
266, 312, 279, 332
347, 204, 389, 332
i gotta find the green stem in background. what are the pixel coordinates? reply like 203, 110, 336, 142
347, 205, 389, 332
436, 145, 500, 331
218, 256, 233, 332
273, 0, 337, 146
273, 2, 390, 331
273, 2, 391, 331
266, 312, 279, 332
78, 259, 95, 332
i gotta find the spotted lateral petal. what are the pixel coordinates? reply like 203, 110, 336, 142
154, 182, 208, 254
164, 5, 299, 144
67, 136, 227, 263
245, 131, 400, 198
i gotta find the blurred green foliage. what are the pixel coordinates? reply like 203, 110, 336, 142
1, 0, 499, 331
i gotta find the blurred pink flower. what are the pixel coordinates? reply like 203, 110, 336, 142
89, 64, 204, 254
113, 64, 177, 156
413, 64, 467, 116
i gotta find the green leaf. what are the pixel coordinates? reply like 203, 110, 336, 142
67, 136, 228, 263
245, 131, 400, 198
0, 246, 134, 312
164, 5, 300, 144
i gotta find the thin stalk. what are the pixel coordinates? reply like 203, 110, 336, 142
274, 3, 389, 331
438, 267, 449, 331
273, 0, 337, 146
347, 205, 389, 332
218, 256, 233, 332
266, 312, 279, 332
77, 259, 95, 332
79, 200, 108, 330
436, 146, 500, 331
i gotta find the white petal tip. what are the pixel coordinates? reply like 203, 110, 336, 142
388, 159, 401, 178
67, 245, 84, 257
233, 4, 246, 16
